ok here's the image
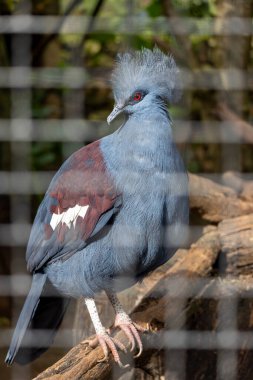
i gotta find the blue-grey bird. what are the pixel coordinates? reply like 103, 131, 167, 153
5, 47, 189, 367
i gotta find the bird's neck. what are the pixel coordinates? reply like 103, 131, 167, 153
119, 107, 173, 155
102, 107, 176, 177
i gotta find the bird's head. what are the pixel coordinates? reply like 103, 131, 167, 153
107, 47, 180, 124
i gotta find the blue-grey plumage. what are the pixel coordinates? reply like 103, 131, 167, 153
46, 48, 188, 297
46, 109, 188, 296
6, 47, 189, 366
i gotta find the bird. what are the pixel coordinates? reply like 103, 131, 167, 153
5, 47, 189, 368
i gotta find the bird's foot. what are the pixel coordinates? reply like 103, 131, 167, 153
84, 329, 129, 368
113, 313, 147, 358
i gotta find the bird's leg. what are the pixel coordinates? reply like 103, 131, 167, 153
84, 297, 128, 368
107, 292, 147, 358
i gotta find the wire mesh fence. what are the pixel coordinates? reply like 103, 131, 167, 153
0, 0, 253, 379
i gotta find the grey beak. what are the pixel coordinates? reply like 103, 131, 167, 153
107, 105, 124, 125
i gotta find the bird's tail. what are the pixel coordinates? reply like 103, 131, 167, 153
5, 273, 70, 365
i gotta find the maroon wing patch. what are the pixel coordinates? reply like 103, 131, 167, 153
45, 140, 118, 243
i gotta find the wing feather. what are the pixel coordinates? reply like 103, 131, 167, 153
26, 141, 121, 273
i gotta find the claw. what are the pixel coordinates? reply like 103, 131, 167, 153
83, 330, 129, 368
114, 315, 145, 358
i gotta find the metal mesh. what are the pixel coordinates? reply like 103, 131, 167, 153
0, 1, 252, 379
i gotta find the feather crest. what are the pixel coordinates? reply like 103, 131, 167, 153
111, 47, 181, 103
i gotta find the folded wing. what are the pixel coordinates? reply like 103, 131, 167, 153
26, 140, 121, 272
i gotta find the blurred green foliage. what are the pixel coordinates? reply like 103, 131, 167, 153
172, 0, 217, 17
0, 0, 252, 178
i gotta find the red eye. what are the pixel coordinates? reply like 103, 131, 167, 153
133, 92, 142, 101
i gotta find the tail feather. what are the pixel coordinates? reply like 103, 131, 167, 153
5, 273, 47, 365
5, 273, 70, 365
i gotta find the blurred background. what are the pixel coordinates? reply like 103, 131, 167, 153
0, 0, 253, 379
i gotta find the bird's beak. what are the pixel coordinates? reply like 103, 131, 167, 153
107, 104, 124, 125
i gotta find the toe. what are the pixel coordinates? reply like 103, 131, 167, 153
112, 337, 128, 353
120, 325, 136, 351
115, 320, 144, 358
130, 325, 143, 357
94, 332, 129, 367
97, 336, 109, 362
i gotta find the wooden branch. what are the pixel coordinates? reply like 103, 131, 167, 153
34, 227, 220, 380
219, 214, 253, 275
181, 277, 253, 380
189, 173, 253, 222
222, 171, 253, 202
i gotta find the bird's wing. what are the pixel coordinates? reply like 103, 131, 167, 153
26, 140, 121, 273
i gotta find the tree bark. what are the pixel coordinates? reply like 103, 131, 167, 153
189, 173, 253, 222
219, 214, 253, 275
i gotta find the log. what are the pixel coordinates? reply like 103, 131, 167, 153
34, 226, 220, 380
222, 171, 253, 202
241, 183, 253, 203
188, 173, 253, 222
182, 278, 253, 380
218, 214, 253, 275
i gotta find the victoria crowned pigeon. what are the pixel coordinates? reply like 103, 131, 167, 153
6, 47, 189, 367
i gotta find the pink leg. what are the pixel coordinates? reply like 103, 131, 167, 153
84, 298, 129, 368
107, 292, 147, 358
